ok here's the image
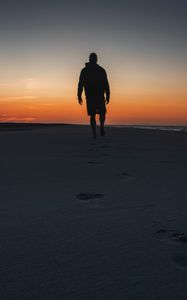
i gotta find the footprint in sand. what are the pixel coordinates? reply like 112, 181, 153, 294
169, 232, 187, 243
171, 232, 187, 270
76, 193, 105, 208
156, 228, 171, 240
156, 228, 187, 269
156, 228, 187, 243
102, 153, 109, 157
116, 172, 134, 182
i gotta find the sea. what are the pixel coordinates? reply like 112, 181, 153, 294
112, 125, 187, 133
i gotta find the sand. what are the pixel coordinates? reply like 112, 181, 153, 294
0, 124, 187, 299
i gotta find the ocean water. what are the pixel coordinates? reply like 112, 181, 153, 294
112, 125, 187, 133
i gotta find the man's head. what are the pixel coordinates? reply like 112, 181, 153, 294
89, 53, 97, 64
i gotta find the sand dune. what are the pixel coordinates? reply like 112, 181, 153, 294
0, 124, 187, 299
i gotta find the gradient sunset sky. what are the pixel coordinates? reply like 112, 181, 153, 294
0, 0, 186, 124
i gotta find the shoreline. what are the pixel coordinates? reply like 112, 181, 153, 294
0, 122, 186, 133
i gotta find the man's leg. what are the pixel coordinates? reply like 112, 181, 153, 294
99, 113, 106, 136
90, 114, 96, 138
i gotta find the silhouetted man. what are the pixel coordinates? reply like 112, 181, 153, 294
78, 53, 110, 138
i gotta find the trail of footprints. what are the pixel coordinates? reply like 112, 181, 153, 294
79, 143, 134, 208
80, 142, 187, 270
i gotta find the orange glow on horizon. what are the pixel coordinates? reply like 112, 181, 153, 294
1, 52, 186, 126
0, 92, 187, 125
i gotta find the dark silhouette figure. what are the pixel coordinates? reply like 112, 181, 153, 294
77, 53, 110, 138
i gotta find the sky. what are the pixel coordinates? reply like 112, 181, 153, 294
0, 0, 186, 125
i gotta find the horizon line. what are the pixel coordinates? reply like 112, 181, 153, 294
0, 122, 187, 127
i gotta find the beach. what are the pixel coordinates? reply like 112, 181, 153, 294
0, 124, 187, 299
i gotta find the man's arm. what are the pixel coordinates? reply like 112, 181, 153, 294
77, 70, 84, 105
104, 70, 110, 104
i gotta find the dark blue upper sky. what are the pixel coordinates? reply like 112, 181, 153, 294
1, 0, 186, 64
1, 0, 186, 36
